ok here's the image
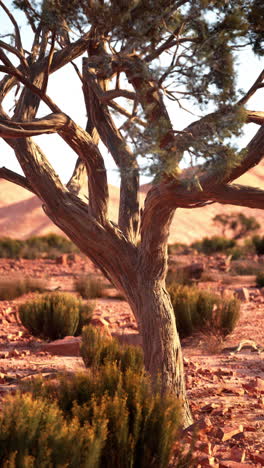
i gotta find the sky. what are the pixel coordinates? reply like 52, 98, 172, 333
0, 6, 263, 188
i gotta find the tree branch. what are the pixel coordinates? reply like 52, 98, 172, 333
0, 40, 29, 73
0, 113, 69, 138
83, 57, 139, 241
210, 184, 264, 210
246, 110, 264, 125
0, 1, 26, 62
238, 69, 264, 106
0, 166, 35, 194
66, 157, 88, 199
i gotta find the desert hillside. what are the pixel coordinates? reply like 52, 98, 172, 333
0, 162, 264, 243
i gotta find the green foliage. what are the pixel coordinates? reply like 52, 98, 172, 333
18, 292, 93, 340
0, 277, 47, 301
231, 260, 264, 276
0, 234, 79, 259
256, 272, 264, 288
0, 238, 24, 259
0, 392, 106, 468
252, 235, 264, 255
74, 274, 104, 299
12, 0, 263, 180
213, 213, 260, 239
81, 325, 144, 373
192, 236, 236, 254
166, 267, 195, 287
23, 366, 181, 468
168, 284, 240, 338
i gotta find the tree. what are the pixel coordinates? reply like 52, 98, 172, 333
0, 0, 263, 428
213, 213, 260, 238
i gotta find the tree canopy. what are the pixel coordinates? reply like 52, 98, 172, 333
0, 0, 264, 428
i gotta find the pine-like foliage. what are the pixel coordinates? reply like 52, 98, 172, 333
12, 0, 263, 179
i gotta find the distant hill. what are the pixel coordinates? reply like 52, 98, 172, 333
1, 162, 264, 244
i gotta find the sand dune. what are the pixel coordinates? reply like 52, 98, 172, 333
0, 162, 263, 243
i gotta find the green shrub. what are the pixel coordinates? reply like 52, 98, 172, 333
81, 325, 144, 373
191, 236, 236, 254
252, 235, 264, 255
0, 277, 47, 301
18, 292, 93, 340
168, 243, 188, 255
0, 238, 24, 259
168, 284, 240, 338
0, 234, 79, 259
256, 272, 264, 288
0, 392, 107, 468
166, 267, 193, 286
23, 366, 181, 468
75, 274, 104, 299
231, 260, 264, 276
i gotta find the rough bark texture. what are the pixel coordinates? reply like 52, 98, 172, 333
1, 2, 264, 431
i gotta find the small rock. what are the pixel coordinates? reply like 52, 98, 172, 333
40, 336, 81, 356
219, 462, 253, 468
230, 448, 246, 463
250, 453, 264, 465
234, 288, 250, 302
56, 254, 68, 265
215, 425, 243, 442
90, 317, 112, 337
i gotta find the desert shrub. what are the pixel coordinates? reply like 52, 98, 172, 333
0, 277, 47, 301
231, 260, 264, 276
75, 274, 104, 299
23, 366, 181, 468
0, 238, 24, 259
166, 267, 193, 286
192, 236, 236, 254
0, 234, 79, 259
168, 284, 240, 338
18, 292, 93, 340
213, 213, 260, 239
168, 243, 189, 255
81, 325, 144, 373
23, 233, 79, 259
256, 272, 264, 288
0, 392, 106, 468
252, 235, 264, 255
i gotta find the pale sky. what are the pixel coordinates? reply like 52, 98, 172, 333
0, 7, 263, 187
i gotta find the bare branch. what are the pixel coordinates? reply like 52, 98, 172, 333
108, 100, 147, 127
41, 32, 56, 93
83, 58, 139, 241
0, 64, 61, 113
211, 184, 264, 210
0, 1, 25, 59
0, 113, 69, 138
98, 89, 136, 102
0, 166, 35, 194
246, 110, 264, 125
59, 119, 109, 225
0, 40, 29, 72
238, 69, 264, 106
66, 157, 88, 199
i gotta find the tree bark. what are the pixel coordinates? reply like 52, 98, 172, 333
127, 279, 193, 429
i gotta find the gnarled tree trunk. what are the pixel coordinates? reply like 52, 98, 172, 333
128, 281, 193, 428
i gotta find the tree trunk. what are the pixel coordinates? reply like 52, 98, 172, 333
128, 280, 193, 429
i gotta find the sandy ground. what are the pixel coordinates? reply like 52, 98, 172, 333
0, 257, 263, 467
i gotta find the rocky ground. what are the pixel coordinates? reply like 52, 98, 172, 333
0, 255, 263, 468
